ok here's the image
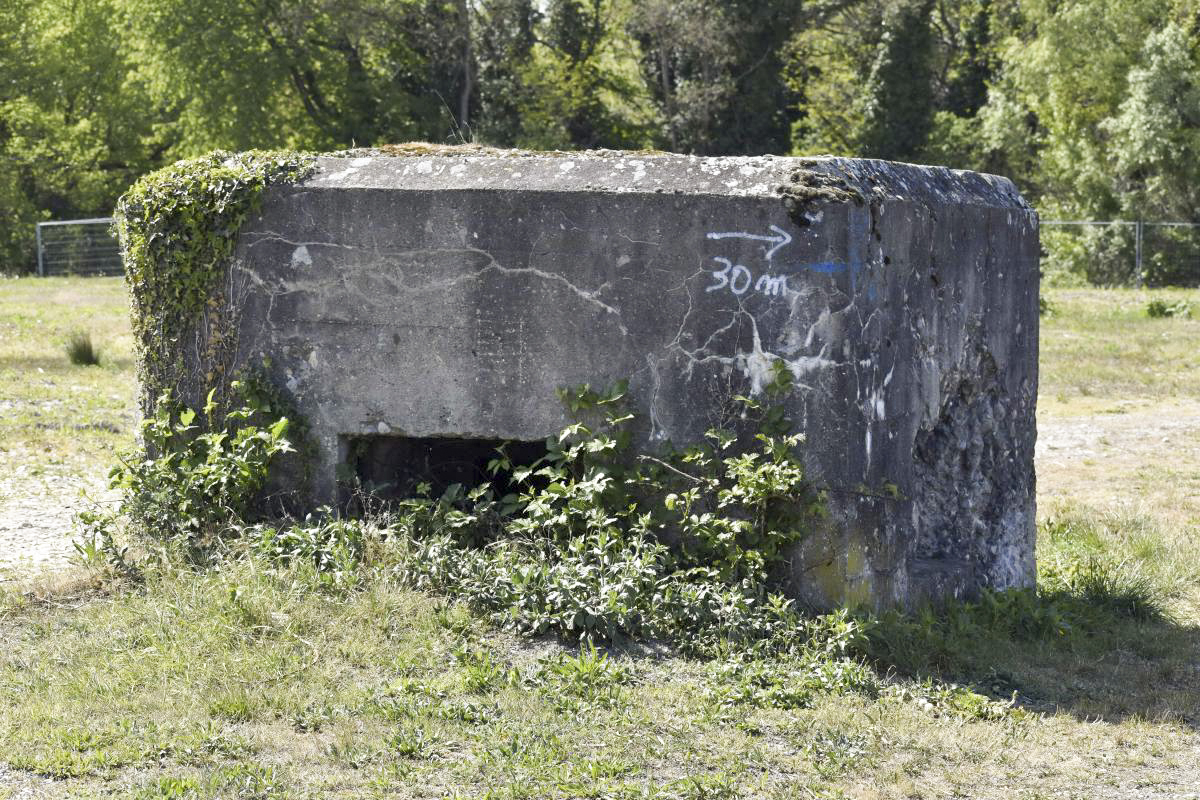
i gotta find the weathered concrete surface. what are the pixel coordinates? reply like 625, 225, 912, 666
206, 148, 1037, 610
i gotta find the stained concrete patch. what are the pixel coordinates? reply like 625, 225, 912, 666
153, 149, 1040, 609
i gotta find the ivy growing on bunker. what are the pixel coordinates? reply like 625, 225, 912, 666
114, 150, 316, 408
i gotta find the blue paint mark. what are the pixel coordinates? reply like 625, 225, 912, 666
781, 259, 863, 279
802, 261, 847, 274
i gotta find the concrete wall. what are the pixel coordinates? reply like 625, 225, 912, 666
212, 149, 1038, 610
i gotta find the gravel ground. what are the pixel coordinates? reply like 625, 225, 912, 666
0, 761, 55, 799
0, 464, 110, 582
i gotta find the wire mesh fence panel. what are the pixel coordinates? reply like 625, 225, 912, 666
36, 218, 122, 277
1041, 221, 1139, 286
1142, 223, 1200, 287
1042, 220, 1200, 287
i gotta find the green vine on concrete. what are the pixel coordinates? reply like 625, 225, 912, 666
114, 150, 315, 403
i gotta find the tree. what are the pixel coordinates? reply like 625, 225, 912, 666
1106, 23, 1200, 221
472, 0, 539, 145
857, 0, 936, 162
628, 0, 736, 153
994, 0, 1169, 217
631, 0, 802, 155
1104, 23, 1200, 284
514, 0, 652, 150
0, 0, 155, 272
786, 1, 888, 157
124, 0, 477, 154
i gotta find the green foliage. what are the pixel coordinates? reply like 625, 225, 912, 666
704, 610, 875, 710
513, 8, 653, 151
472, 0, 539, 145
1040, 514, 1169, 623
857, 0, 936, 162
78, 381, 293, 567
131, 764, 284, 800
532, 642, 632, 711
997, 0, 1189, 217
862, 537, 1169, 677
801, 728, 870, 779
1147, 298, 1193, 318
1040, 226, 1137, 288
114, 151, 314, 394
6, 0, 1200, 287
882, 679, 1023, 722
1040, 552, 1166, 623
253, 515, 366, 591
631, 0, 799, 156
863, 588, 1074, 676
0, 0, 156, 274
1106, 23, 1200, 223
454, 645, 515, 694
388, 375, 825, 652
65, 330, 101, 366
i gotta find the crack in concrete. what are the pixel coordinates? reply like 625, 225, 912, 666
239, 238, 630, 337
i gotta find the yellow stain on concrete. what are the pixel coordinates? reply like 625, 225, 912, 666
808, 531, 874, 609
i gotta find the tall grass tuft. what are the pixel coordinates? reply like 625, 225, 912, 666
1042, 553, 1169, 624
65, 330, 100, 366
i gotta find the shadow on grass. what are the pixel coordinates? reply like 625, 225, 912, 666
861, 587, 1200, 729
0, 354, 136, 372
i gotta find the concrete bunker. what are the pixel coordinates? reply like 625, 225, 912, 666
140, 147, 1040, 610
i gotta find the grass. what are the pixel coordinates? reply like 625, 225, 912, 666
65, 330, 102, 366
1039, 286, 1200, 402
0, 275, 135, 476
1, 280, 1199, 798
2, 552, 1196, 799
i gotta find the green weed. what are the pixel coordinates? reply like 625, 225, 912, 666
1146, 298, 1193, 318
533, 641, 632, 710
78, 381, 292, 568
65, 329, 101, 366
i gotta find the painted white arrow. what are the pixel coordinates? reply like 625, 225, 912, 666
706, 224, 793, 260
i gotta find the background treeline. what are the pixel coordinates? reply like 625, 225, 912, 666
3, 0, 1199, 279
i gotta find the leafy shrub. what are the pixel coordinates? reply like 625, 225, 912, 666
386, 369, 828, 654
65, 330, 100, 366
77, 381, 292, 567
1040, 224, 1135, 287
252, 515, 366, 591
1040, 551, 1167, 623
1146, 298, 1192, 318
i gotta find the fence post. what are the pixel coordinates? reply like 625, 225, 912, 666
1135, 218, 1143, 287
35, 222, 44, 277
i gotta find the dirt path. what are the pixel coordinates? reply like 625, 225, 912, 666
0, 762, 55, 800
1036, 397, 1200, 524
0, 460, 110, 581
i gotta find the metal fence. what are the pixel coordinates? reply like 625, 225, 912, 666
1042, 220, 1200, 287
35, 217, 122, 277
